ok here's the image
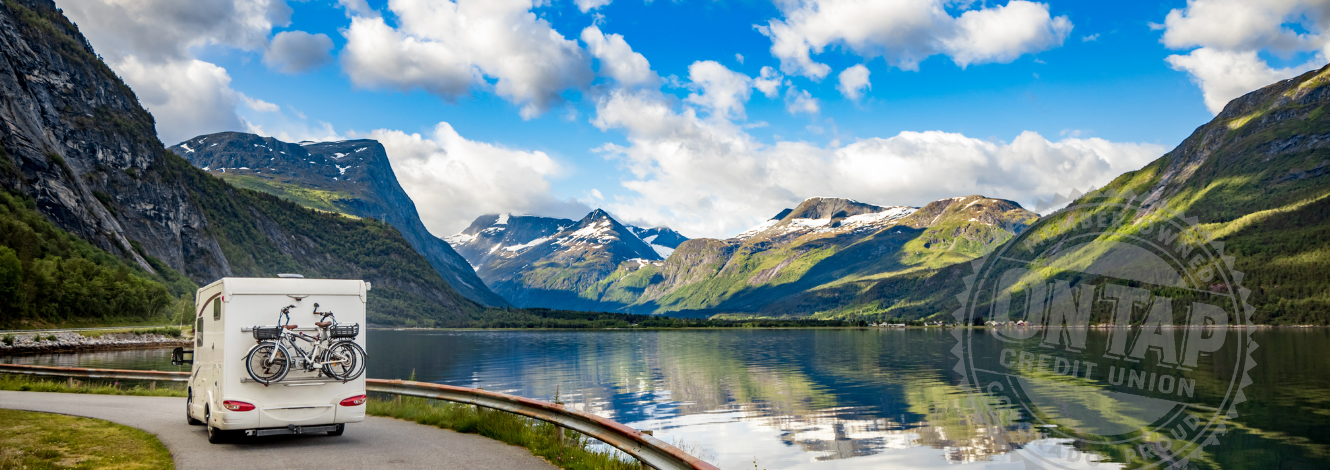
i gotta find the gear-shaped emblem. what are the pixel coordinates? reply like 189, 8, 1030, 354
951, 187, 1258, 469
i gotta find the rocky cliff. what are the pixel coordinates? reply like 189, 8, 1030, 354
170, 132, 507, 307
0, 0, 480, 326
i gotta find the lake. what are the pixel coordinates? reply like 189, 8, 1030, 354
5, 328, 1328, 469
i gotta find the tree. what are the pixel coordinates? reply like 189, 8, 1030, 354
0, 245, 20, 316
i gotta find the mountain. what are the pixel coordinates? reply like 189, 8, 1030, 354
448, 209, 665, 310
626, 226, 688, 258
0, 0, 480, 327
602, 195, 1036, 316
446, 213, 577, 271
1051, 64, 1330, 324
168, 132, 507, 307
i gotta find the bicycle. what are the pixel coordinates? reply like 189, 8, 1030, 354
244, 304, 366, 385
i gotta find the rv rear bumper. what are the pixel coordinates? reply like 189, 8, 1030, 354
244, 424, 342, 437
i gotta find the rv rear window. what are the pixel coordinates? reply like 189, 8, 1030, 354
213, 298, 221, 321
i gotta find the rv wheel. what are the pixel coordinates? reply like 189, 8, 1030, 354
187, 389, 202, 425
328, 423, 345, 436
206, 406, 228, 444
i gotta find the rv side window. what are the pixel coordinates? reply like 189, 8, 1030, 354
213, 298, 221, 321
195, 316, 203, 347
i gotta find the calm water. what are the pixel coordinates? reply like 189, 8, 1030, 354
5, 328, 1329, 469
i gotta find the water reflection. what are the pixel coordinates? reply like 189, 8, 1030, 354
6, 329, 1329, 469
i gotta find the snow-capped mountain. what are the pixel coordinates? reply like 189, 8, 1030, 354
626, 226, 688, 258
448, 209, 687, 310
732, 197, 917, 242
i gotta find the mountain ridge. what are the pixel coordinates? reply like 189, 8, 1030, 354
169, 131, 507, 307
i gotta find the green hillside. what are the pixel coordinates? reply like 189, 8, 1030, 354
599, 196, 1036, 318
0, 189, 191, 328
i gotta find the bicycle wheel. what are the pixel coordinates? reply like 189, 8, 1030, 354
320, 340, 366, 381
245, 342, 291, 384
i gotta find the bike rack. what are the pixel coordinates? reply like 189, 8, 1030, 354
0, 363, 719, 470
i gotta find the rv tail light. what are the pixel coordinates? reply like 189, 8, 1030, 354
339, 395, 367, 406
223, 400, 255, 412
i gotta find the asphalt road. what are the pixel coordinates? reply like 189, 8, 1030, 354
0, 391, 556, 469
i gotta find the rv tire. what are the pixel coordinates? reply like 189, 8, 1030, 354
187, 389, 202, 425
328, 423, 345, 436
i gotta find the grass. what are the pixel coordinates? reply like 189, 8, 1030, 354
0, 374, 652, 469
0, 409, 173, 469
0, 374, 186, 398
367, 396, 639, 470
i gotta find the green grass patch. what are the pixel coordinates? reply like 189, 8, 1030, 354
367, 395, 638, 470
0, 373, 186, 398
0, 409, 174, 469
214, 173, 360, 218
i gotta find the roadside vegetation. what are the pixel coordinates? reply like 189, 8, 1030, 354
0, 374, 187, 397
367, 395, 638, 470
0, 409, 173, 469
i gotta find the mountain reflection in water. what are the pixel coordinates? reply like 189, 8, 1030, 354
7, 328, 1328, 469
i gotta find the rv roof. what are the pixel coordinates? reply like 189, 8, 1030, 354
218, 277, 366, 296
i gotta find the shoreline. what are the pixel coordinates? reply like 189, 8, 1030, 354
0, 331, 190, 356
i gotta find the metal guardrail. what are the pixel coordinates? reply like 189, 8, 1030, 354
0, 364, 719, 470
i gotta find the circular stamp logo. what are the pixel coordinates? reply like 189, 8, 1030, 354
952, 188, 1257, 469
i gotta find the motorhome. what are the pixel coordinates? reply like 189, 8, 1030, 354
176, 276, 369, 443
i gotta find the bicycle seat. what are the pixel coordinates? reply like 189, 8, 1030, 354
314, 321, 332, 328
283, 324, 299, 330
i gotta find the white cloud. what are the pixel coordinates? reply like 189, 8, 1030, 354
264, 30, 334, 73
372, 123, 591, 236
836, 64, 871, 100
1160, 0, 1330, 53
340, 0, 592, 119
1159, 0, 1330, 114
111, 57, 246, 145
754, 66, 784, 98
756, 0, 1072, 79
784, 87, 819, 115
575, 0, 613, 13
1082, 33, 1100, 42
590, 89, 1164, 238
61, 0, 293, 144
684, 61, 754, 119
1166, 48, 1317, 114
581, 25, 659, 87
336, 0, 377, 18
736, 53, 745, 64
240, 94, 280, 112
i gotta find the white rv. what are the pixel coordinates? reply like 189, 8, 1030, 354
178, 276, 369, 443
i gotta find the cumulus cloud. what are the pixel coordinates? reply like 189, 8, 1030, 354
754, 66, 784, 98
756, 0, 1072, 79
1159, 0, 1330, 114
574, 0, 613, 13
240, 94, 280, 112
336, 0, 377, 18
112, 57, 246, 145
340, 0, 592, 118
1166, 48, 1317, 114
581, 25, 658, 87
590, 89, 1164, 238
836, 64, 871, 100
61, 0, 294, 144
784, 87, 819, 115
372, 123, 591, 236
264, 30, 334, 73
684, 61, 754, 119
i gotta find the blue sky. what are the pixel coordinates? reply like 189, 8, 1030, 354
58, 0, 1330, 238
